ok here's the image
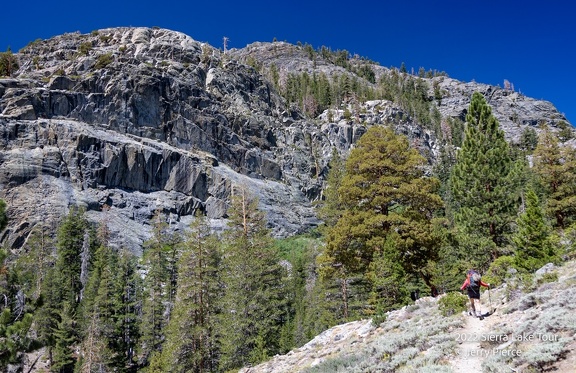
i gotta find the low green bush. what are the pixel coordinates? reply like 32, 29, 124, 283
484, 255, 517, 285
78, 41, 92, 56
95, 53, 113, 69
536, 271, 558, 287
438, 292, 467, 316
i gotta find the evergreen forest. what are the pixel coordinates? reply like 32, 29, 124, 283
0, 92, 575, 373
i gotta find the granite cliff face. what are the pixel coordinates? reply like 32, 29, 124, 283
0, 27, 571, 252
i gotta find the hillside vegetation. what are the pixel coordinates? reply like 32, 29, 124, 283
241, 260, 576, 372
0, 27, 575, 372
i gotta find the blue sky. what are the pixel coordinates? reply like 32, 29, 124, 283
2, 0, 575, 124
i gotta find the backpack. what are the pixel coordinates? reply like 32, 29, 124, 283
469, 270, 481, 289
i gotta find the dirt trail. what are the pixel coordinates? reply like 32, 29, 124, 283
450, 308, 500, 372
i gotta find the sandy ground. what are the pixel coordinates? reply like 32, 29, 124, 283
450, 300, 500, 373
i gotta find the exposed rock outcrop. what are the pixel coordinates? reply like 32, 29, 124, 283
0, 27, 572, 252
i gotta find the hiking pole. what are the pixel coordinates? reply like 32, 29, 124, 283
488, 286, 493, 313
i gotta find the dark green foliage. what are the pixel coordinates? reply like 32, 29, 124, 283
114, 251, 141, 369
377, 71, 435, 132
0, 249, 35, 370
356, 64, 376, 84
400, 62, 407, 73
0, 48, 18, 76
318, 148, 346, 229
77, 245, 138, 372
429, 238, 471, 295
366, 235, 410, 315
533, 126, 576, 228
418, 67, 426, 78
557, 120, 574, 142
275, 235, 326, 348
0, 199, 6, 232
321, 126, 443, 318
432, 80, 443, 102
519, 127, 538, 153
438, 292, 468, 316
432, 145, 457, 221
138, 217, 179, 366
279, 64, 378, 118
217, 190, 288, 371
34, 207, 95, 370
334, 50, 350, 69
447, 117, 465, 148
484, 255, 517, 285
0, 310, 33, 369
282, 71, 351, 117
51, 302, 77, 373
35, 267, 60, 356
513, 189, 557, 272
449, 92, 521, 266
274, 233, 347, 345
269, 63, 279, 89
161, 214, 221, 373
304, 43, 315, 60
55, 207, 93, 306
14, 224, 54, 301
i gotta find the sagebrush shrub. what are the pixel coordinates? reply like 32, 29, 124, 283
438, 292, 467, 316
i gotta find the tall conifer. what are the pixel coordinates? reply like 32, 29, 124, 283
449, 92, 520, 265
77, 245, 134, 372
138, 214, 181, 368
533, 126, 576, 228
162, 214, 221, 373
38, 207, 94, 370
217, 189, 287, 371
321, 126, 443, 315
512, 189, 556, 271
55, 207, 93, 306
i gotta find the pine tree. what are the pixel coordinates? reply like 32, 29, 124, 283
162, 214, 221, 373
51, 302, 77, 373
138, 216, 178, 366
318, 147, 346, 229
0, 249, 34, 370
321, 126, 443, 314
0, 309, 33, 370
15, 223, 54, 300
35, 267, 60, 361
55, 207, 93, 306
0, 48, 18, 77
273, 236, 331, 348
77, 245, 125, 372
36, 207, 94, 370
366, 234, 409, 316
519, 127, 538, 154
217, 189, 287, 371
512, 189, 556, 271
299, 270, 338, 339
533, 126, 576, 228
449, 92, 520, 265
115, 250, 140, 370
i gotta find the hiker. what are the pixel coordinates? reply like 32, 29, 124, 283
460, 269, 490, 317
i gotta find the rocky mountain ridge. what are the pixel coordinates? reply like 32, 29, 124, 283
0, 27, 572, 252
